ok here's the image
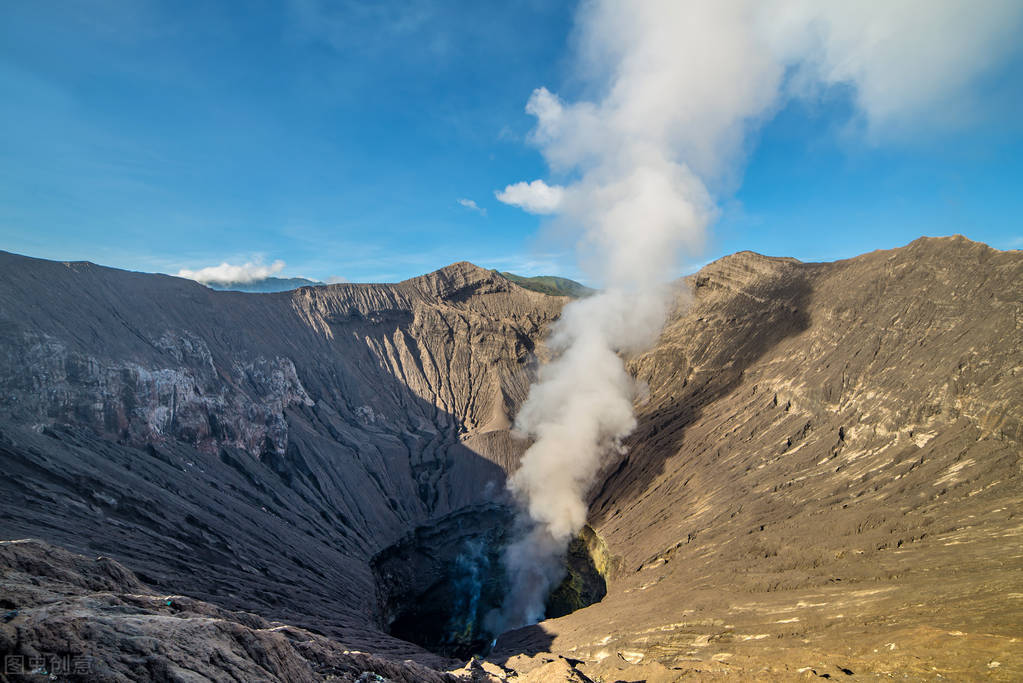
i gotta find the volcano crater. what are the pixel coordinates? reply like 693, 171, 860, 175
371, 505, 610, 659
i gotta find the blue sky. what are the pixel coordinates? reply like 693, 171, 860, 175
2, 1, 1021, 284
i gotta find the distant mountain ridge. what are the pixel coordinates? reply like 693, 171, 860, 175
194, 271, 593, 296
202, 276, 324, 292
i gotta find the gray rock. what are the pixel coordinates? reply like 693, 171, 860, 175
0, 237, 1020, 680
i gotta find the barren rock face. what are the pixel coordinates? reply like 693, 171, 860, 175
0, 237, 1020, 681
538, 236, 1023, 680
0, 254, 562, 664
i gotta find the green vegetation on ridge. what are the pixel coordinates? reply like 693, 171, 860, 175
497, 271, 594, 298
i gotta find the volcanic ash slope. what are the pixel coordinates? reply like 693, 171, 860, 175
511, 236, 1022, 681
0, 256, 563, 665
0, 236, 1020, 680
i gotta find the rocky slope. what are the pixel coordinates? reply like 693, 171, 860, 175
1, 236, 1020, 681
505, 236, 1022, 680
0, 539, 457, 682
0, 254, 563, 665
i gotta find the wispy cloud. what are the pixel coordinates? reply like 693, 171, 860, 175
457, 197, 486, 216
285, 0, 452, 63
176, 259, 285, 284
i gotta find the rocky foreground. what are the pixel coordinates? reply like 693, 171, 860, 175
0, 539, 461, 682
1, 236, 1020, 681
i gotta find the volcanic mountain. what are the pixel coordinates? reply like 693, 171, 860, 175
0, 236, 1019, 681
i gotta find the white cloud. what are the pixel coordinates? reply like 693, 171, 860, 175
176, 259, 285, 284
324, 275, 349, 284
494, 179, 565, 214
457, 197, 487, 216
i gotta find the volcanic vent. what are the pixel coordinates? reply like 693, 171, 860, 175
370, 505, 611, 658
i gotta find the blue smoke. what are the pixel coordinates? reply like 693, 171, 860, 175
445, 538, 491, 644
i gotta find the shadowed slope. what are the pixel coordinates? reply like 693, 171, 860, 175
0, 254, 564, 663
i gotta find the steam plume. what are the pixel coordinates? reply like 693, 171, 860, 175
493, 0, 1021, 632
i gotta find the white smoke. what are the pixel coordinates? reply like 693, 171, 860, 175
493, 0, 1022, 632
761, 0, 1023, 136
176, 259, 286, 284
